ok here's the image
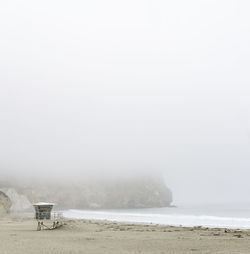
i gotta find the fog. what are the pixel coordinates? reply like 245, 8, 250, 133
0, 0, 250, 205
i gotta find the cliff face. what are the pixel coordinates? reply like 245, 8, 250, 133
0, 188, 32, 212
21, 177, 172, 209
0, 176, 173, 211
0, 191, 12, 214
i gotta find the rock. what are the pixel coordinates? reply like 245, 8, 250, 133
0, 175, 173, 210
0, 191, 12, 214
0, 188, 32, 212
21, 176, 173, 209
234, 234, 243, 238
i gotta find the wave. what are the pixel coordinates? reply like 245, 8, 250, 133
62, 209, 250, 229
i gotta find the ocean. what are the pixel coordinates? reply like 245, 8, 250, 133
62, 204, 250, 229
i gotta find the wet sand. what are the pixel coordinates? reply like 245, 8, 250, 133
1, 217, 250, 254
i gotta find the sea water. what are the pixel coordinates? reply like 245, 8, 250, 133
62, 204, 250, 229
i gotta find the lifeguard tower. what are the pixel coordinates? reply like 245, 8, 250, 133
33, 202, 63, 231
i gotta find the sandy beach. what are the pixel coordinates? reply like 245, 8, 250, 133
1, 217, 250, 254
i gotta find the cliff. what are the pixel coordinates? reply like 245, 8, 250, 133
22, 177, 172, 209
0, 188, 32, 212
0, 191, 12, 214
0, 176, 172, 211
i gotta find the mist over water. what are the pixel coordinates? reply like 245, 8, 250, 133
0, 0, 250, 206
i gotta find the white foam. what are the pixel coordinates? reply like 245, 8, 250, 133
63, 209, 250, 229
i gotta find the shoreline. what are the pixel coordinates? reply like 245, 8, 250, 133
1, 216, 250, 253
62, 208, 250, 230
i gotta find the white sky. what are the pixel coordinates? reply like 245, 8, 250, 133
0, 0, 250, 204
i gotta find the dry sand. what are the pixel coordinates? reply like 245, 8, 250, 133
1, 216, 250, 254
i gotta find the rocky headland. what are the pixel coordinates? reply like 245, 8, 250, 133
0, 176, 172, 212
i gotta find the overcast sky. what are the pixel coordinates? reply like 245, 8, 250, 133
0, 0, 250, 204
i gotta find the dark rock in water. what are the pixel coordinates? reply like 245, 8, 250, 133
0, 191, 12, 214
